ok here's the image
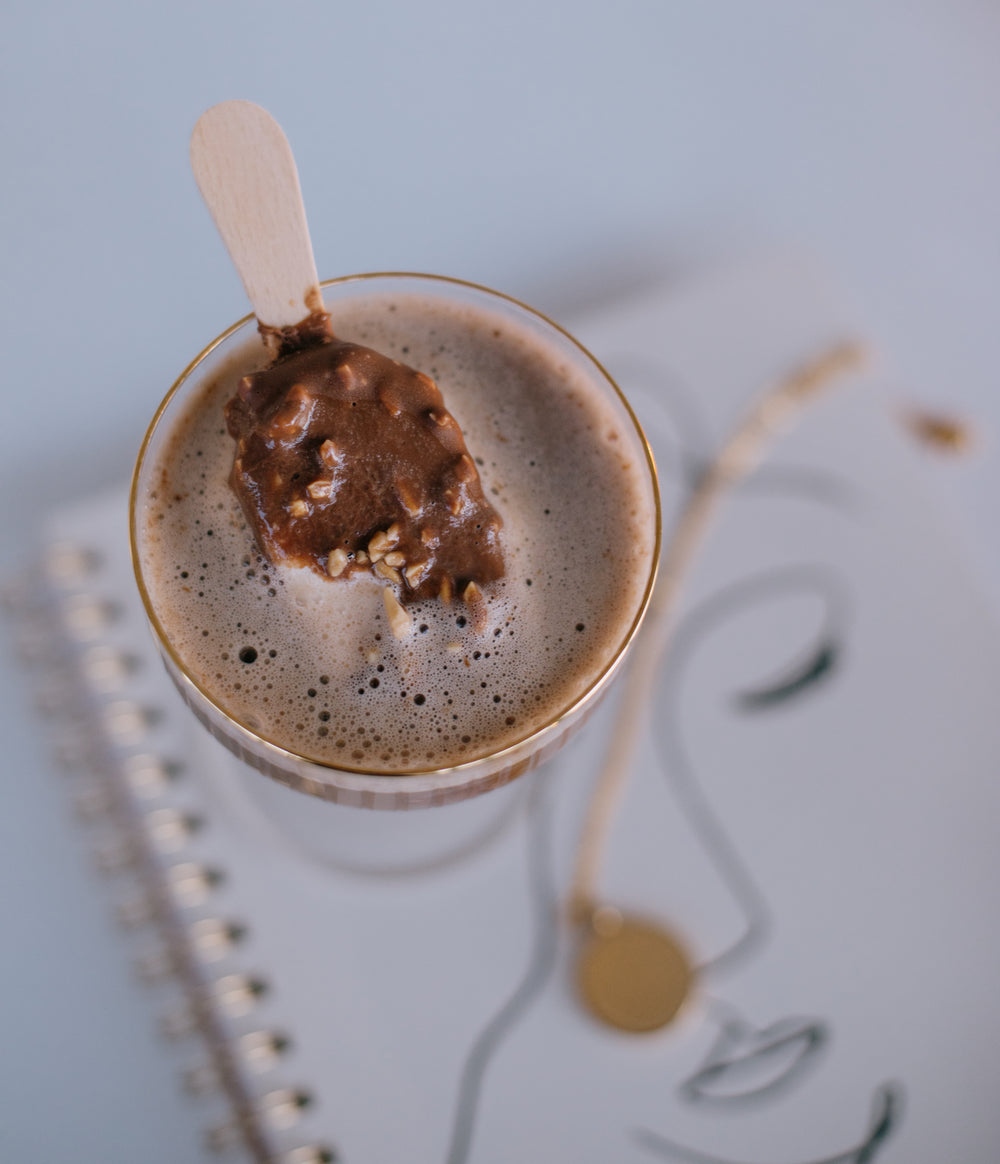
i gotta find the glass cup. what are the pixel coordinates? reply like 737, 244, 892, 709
130, 274, 660, 862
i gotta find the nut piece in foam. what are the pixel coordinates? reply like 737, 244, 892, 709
373, 560, 402, 585
383, 588, 412, 640
462, 580, 488, 633
326, 548, 349, 578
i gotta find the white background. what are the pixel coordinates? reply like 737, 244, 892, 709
1, 3, 998, 1160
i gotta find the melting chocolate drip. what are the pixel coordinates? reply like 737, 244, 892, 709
258, 307, 336, 357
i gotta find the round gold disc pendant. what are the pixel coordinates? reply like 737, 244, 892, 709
576, 908, 694, 1033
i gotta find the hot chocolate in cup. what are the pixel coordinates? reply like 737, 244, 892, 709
130, 274, 660, 820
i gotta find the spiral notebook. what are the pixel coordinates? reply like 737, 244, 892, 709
10, 256, 1000, 1162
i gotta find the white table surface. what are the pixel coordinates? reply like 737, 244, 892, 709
2, 3, 998, 1160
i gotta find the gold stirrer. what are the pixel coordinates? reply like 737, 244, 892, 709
569, 341, 869, 1034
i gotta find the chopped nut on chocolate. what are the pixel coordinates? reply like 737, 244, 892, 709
269, 384, 313, 435
307, 479, 333, 500
333, 363, 357, 392
379, 390, 403, 418
454, 454, 476, 483
463, 581, 480, 604
404, 561, 429, 588
397, 481, 422, 516
319, 439, 341, 467
224, 319, 505, 603
368, 530, 392, 561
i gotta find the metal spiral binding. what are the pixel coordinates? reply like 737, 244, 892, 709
123, 752, 182, 798
237, 1030, 293, 1072
71, 778, 116, 821
190, 918, 249, 962
206, 1090, 318, 1155
6, 536, 337, 1164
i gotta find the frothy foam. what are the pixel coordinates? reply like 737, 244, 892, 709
138, 291, 655, 772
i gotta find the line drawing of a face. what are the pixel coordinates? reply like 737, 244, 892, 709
440, 355, 905, 1164
187, 342, 914, 1163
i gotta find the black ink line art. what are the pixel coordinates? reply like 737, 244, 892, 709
635, 1081, 904, 1164
735, 641, 839, 712
445, 772, 558, 1164
678, 1004, 829, 1106
440, 360, 905, 1162
651, 565, 850, 980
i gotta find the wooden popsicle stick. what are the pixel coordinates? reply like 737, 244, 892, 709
190, 100, 322, 330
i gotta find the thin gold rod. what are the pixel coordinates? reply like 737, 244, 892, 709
567, 342, 869, 927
